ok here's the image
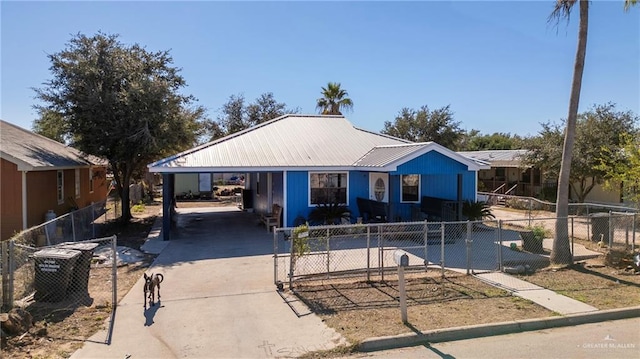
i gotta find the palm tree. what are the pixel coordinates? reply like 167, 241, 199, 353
549, 0, 636, 267
316, 82, 353, 115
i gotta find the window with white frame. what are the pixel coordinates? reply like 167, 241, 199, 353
309, 172, 348, 205
401, 174, 420, 202
75, 169, 81, 198
57, 170, 64, 204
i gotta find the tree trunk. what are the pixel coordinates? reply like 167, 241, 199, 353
552, 0, 589, 266
112, 162, 133, 223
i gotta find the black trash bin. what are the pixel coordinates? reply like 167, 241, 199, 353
33, 248, 81, 302
590, 212, 610, 242
242, 189, 253, 210
56, 242, 99, 294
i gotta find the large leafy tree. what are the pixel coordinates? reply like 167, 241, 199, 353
549, 0, 637, 266
599, 134, 640, 207
381, 105, 464, 150
33, 32, 208, 222
316, 82, 353, 115
523, 104, 638, 202
32, 109, 69, 143
459, 130, 525, 151
214, 92, 296, 140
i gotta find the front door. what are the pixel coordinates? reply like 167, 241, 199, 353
369, 173, 389, 202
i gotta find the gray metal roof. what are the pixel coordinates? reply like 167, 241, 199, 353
0, 120, 106, 171
149, 115, 412, 172
457, 149, 528, 168
149, 115, 488, 173
355, 143, 487, 170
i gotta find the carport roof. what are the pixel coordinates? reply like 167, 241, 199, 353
148, 114, 485, 173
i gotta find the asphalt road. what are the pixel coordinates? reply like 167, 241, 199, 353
345, 317, 640, 359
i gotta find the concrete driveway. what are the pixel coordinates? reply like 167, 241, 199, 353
71, 207, 345, 359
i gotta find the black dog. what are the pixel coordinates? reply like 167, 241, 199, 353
143, 273, 164, 307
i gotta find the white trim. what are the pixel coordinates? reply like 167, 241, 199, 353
21, 171, 28, 229
400, 174, 421, 203
283, 170, 288, 227
308, 171, 349, 207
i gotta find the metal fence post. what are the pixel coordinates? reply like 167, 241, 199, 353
608, 211, 613, 248
91, 202, 96, 238
440, 221, 445, 279
1, 241, 10, 311
380, 224, 385, 282
366, 226, 371, 282
466, 221, 472, 275
497, 220, 503, 271
273, 229, 278, 286
289, 230, 295, 290
326, 228, 330, 278
71, 210, 76, 242
571, 217, 575, 256
111, 235, 117, 309
633, 213, 637, 252
423, 220, 429, 270
7, 241, 15, 310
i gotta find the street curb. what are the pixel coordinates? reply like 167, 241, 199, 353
358, 306, 640, 352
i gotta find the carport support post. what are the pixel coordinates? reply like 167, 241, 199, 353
162, 173, 174, 241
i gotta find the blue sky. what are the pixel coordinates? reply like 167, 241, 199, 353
1, 1, 638, 138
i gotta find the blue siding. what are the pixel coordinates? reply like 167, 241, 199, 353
286, 171, 309, 227
283, 151, 477, 225
349, 171, 369, 219
393, 151, 467, 175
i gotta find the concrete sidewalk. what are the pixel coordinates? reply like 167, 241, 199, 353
474, 272, 598, 314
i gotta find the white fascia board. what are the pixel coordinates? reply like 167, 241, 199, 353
0, 152, 34, 171
148, 165, 363, 173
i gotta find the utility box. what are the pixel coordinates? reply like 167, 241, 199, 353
56, 242, 99, 295
393, 250, 409, 267
33, 248, 81, 302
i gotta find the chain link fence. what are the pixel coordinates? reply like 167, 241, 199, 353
274, 212, 637, 290
8, 199, 121, 248
1, 198, 124, 345
480, 192, 639, 217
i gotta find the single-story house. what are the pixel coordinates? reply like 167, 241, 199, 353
457, 150, 545, 197
459, 149, 625, 204
149, 114, 488, 240
0, 120, 109, 241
